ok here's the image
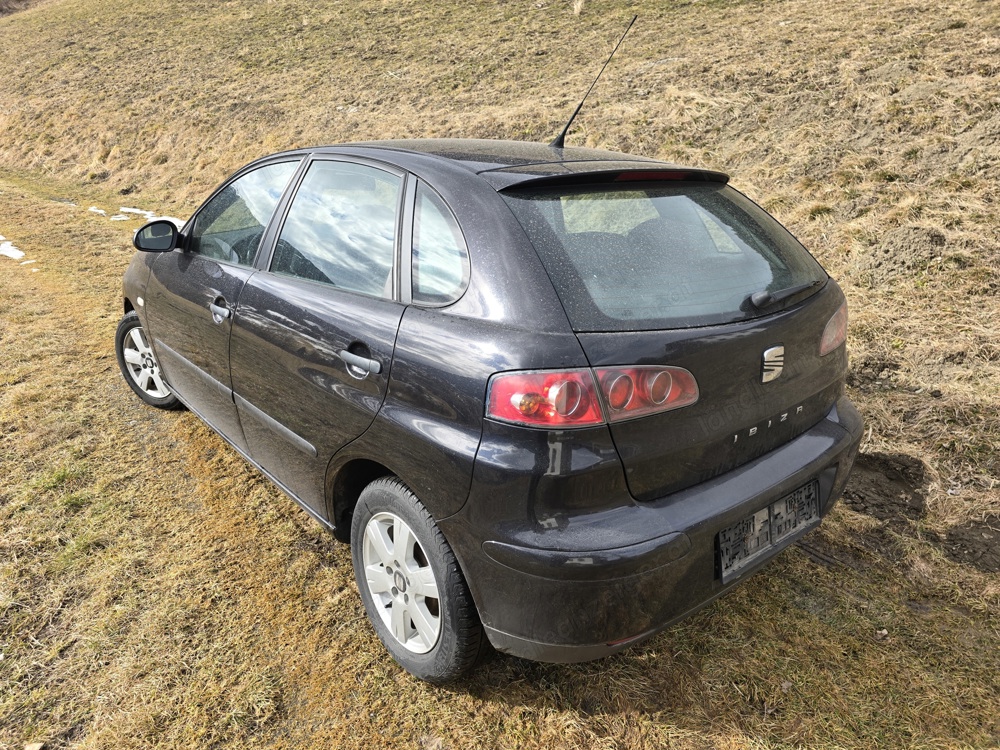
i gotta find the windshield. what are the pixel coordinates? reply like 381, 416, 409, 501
501, 182, 827, 331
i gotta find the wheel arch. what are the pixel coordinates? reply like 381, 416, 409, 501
327, 455, 489, 655
326, 457, 394, 543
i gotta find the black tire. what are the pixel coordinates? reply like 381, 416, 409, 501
114, 311, 182, 410
351, 477, 488, 682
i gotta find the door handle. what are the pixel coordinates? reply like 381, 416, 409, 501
338, 349, 382, 375
209, 301, 231, 322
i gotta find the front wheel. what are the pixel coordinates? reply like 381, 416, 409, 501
351, 477, 488, 682
115, 311, 181, 409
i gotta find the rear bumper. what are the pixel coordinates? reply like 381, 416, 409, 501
440, 396, 863, 662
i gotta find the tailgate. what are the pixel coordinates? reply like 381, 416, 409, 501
577, 282, 849, 501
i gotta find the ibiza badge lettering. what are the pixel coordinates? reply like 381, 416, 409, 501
733, 405, 804, 443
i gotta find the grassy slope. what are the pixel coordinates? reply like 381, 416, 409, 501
1, 0, 998, 747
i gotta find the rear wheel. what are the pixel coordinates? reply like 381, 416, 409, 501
351, 477, 487, 682
115, 311, 181, 409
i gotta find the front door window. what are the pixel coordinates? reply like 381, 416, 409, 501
189, 160, 300, 265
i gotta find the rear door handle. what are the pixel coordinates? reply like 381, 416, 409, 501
209, 301, 231, 323
338, 349, 382, 375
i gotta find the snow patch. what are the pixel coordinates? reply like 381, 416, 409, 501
2, 204, 186, 274
0, 235, 25, 260
120, 207, 158, 220
125, 209, 185, 228
88, 205, 185, 227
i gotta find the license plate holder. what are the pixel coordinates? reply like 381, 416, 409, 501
718, 481, 820, 583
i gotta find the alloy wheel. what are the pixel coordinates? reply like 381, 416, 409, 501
361, 511, 442, 654
121, 326, 171, 399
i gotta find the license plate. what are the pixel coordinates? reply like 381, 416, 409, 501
718, 481, 820, 583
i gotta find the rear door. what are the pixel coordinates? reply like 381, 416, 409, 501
229, 158, 408, 516
143, 159, 302, 449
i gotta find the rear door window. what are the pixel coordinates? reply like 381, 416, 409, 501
502, 183, 827, 331
271, 160, 401, 298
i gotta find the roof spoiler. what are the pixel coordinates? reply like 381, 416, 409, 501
494, 167, 730, 192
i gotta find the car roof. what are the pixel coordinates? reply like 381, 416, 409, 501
307, 139, 729, 190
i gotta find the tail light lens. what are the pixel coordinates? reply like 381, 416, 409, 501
486, 369, 605, 427
596, 366, 699, 422
486, 366, 699, 428
819, 302, 848, 356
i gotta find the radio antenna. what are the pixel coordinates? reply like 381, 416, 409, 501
550, 14, 638, 149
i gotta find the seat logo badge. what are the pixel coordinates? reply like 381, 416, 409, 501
762, 345, 784, 383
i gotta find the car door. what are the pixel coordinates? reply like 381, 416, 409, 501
143, 159, 302, 451
229, 158, 408, 517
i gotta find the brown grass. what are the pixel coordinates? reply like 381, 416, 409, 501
1, 0, 999, 747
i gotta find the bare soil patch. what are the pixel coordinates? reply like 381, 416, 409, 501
843, 452, 927, 523
852, 225, 949, 288
843, 452, 1000, 575
940, 517, 1000, 573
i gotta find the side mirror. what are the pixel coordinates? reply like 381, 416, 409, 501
134, 220, 180, 252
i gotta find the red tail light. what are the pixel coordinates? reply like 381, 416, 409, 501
819, 302, 848, 356
596, 366, 699, 422
486, 366, 699, 428
486, 369, 605, 427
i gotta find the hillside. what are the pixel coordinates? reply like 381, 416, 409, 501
1, 0, 998, 748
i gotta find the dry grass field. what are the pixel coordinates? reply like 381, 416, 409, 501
1, 0, 998, 748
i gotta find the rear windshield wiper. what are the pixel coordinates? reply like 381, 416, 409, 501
749, 280, 822, 310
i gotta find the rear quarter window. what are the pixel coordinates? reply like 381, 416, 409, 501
502, 183, 827, 331
412, 184, 470, 305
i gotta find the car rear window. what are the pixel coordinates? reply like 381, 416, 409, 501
501, 182, 827, 331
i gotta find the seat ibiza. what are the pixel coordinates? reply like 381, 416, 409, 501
116, 139, 863, 682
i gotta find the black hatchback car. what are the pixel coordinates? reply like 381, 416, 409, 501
116, 139, 863, 682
